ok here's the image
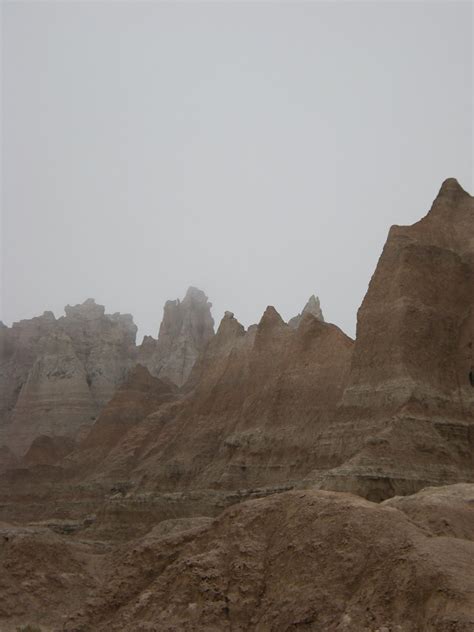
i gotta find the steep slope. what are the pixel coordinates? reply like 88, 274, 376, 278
23, 434, 76, 467
288, 294, 324, 328
138, 286, 215, 387
0, 311, 57, 435
67, 364, 178, 479
92, 305, 353, 493
4, 332, 98, 455
0, 299, 137, 456
310, 178, 474, 498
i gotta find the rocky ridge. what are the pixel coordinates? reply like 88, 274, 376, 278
288, 293, 324, 328
138, 286, 215, 387
0, 300, 137, 455
0, 288, 214, 457
308, 178, 474, 499
0, 179, 472, 631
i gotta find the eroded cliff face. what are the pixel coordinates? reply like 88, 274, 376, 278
138, 286, 215, 387
0, 179, 473, 632
66, 364, 178, 479
0, 287, 213, 457
0, 299, 137, 456
0, 311, 57, 435
288, 294, 324, 328
84, 303, 353, 493
310, 178, 474, 499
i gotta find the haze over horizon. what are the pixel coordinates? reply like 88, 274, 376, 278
2, 1, 472, 341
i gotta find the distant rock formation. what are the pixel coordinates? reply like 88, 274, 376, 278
0, 310, 57, 440
68, 364, 178, 479
138, 286, 215, 387
0, 299, 137, 455
59, 299, 138, 408
288, 294, 324, 328
23, 434, 76, 467
92, 305, 353, 491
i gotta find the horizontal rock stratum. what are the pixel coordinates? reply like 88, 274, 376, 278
0, 178, 472, 631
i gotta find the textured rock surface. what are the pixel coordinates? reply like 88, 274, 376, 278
288, 294, 324, 328
0, 179, 473, 630
67, 364, 178, 480
88, 306, 353, 493
58, 299, 138, 408
0, 299, 137, 455
0, 311, 56, 435
23, 434, 76, 467
307, 178, 474, 499
138, 286, 215, 387
83, 485, 474, 632
1, 484, 472, 631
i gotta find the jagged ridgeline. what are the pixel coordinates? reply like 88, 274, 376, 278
0, 179, 473, 631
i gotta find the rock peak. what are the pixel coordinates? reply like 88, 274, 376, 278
439, 177, 465, 193
216, 311, 245, 341
184, 286, 210, 304
288, 294, 324, 329
64, 299, 105, 320
258, 306, 286, 330
138, 287, 215, 387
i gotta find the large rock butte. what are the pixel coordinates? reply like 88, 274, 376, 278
0, 299, 137, 455
308, 177, 474, 499
138, 286, 215, 387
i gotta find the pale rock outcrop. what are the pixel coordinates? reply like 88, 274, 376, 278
288, 294, 324, 328
59, 299, 137, 407
0, 299, 138, 455
138, 286, 214, 387
4, 332, 97, 455
0, 311, 57, 433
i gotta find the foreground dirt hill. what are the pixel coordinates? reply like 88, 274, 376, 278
1, 484, 472, 631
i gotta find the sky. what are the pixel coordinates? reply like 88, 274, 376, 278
1, 0, 472, 342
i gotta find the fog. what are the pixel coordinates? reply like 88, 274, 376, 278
1, 1, 472, 342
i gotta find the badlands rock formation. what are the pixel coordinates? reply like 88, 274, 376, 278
68, 363, 178, 478
288, 293, 324, 328
138, 286, 215, 387
1, 484, 473, 631
310, 178, 474, 499
0, 179, 472, 631
0, 310, 56, 440
0, 299, 137, 455
67, 305, 352, 497
0, 290, 213, 457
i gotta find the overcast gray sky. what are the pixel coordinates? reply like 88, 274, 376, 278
1, 1, 472, 341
